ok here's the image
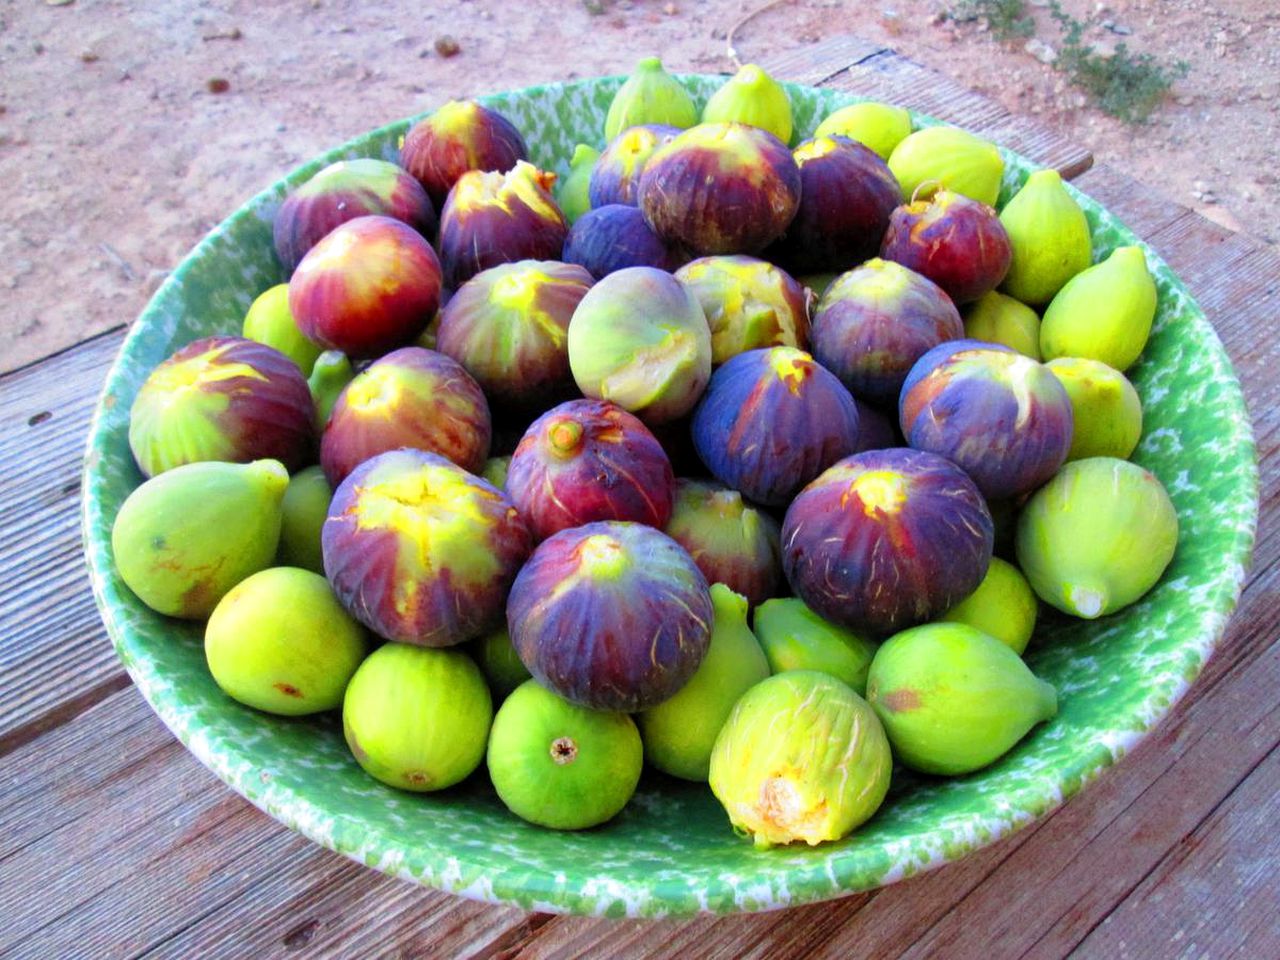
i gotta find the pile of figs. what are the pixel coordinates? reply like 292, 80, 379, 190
110, 58, 1177, 848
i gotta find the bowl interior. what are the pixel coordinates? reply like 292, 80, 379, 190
81, 74, 1257, 918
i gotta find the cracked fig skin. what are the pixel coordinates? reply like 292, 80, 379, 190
506, 521, 713, 712
781, 448, 994, 636
709, 671, 893, 849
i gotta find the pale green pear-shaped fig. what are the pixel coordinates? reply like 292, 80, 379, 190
555, 144, 600, 226
753, 597, 877, 694
999, 169, 1093, 306
343, 643, 492, 791
1040, 246, 1157, 372
307, 349, 354, 433
702, 63, 793, 144
888, 126, 1004, 207
866, 622, 1057, 775
112, 459, 288, 619
1016, 457, 1177, 619
473, 626, 531, 700
277, 465, 331, 574
939, 556, 1038, 655
964, 290, 1042, 360
205, 566, 368, 715
814, 101, 912, 160
1046, 358, 1143, 461
639, 584, 771, 781
709, 671, 892, 848
242, 283, 325, 376
605, 56, 698, 141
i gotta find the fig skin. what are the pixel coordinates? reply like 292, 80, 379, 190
129, 336, 314, 478
112, 459, 288, 620
709, 670, 893, 849
638, 122, 801, 256
322, 449, 531, 647
289, 215, 442, 360
273, 158, 437, 274
481, 455, 510, 490
555, 144, 600, 226
277, 465, 332, 575
881, 189, 1012, 305
999, 168, 1093, 306
768, 135, 902, 274
506, 398, 675, 541
437, 161, 568, 289
343, 642, 493, 791
320, 346, 491, 487
1040, 245, 1157, 373
399, 99, 529, 208
887, 125, 1004, 207
1015, 456, 1178, 619
781, 448, 994, 636
673, 255, 810, 365
1046, 357, 1143, 461
487, 679, 643, 830
605, 56, 698, 141
507, 520, 713, 712
866, 622, 1058, 775
691, 347, 861, 507
810, 258, 963, 406
242, 283, 324, 376
567, 266, 712, 425
899, 341, 1074, 501
307, 349, 354, 433
663, 479, 782, 609
436, 260, 592, 408
701, 63, 794, 144
563, 204, 686, 279
639, 584, 772, 781
852, 397, 900, 452
938, 556, 1038, 655
589, 124, 680, 208
752, 597, 877, 695
472, 627, 531, 701
205, 567, 368, 715
814, 101, 912, 160
963, 289, 1042, 360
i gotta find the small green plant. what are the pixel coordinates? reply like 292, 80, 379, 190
1049, 3, 1189, 123
953, 0, 1035, 42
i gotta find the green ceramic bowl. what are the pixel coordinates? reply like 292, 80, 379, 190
81, 76, 1257, 917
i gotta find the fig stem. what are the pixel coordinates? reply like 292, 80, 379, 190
910, 178, 943, 204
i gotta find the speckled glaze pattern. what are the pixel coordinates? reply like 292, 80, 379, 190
82, 75, 1258, 918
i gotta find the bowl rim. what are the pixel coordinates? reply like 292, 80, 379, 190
80, 72, 1260, 918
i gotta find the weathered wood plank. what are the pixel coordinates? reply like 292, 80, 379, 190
0, 328, 129, 757
760, 35, 886, 88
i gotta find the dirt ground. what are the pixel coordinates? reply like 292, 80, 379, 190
1, 0, 1276, 373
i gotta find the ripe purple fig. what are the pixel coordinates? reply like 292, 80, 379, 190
589, 124, 680, 208
399, 99, 528, 207
562, 204, 685, 279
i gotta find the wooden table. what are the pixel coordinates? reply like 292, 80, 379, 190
2, 37, 1276, 958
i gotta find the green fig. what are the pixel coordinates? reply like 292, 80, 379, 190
963, 290, 1042, 360
939, 556, 1037, 655
307, 349, 354, 433
639, 584, 771, 781
701, 63, 793, 144
888, 125, 1004, 207
1046, 358, 1143, 461
473, 627, 531, 700
999, 169, 1093, 306
242, 283, 325, 376
111, 459, 288, 619
605, 56, 698, 141
814, 101, 912, 160
709, 671, 892, 848
487, 679, 643, 829
866, 622, 1058, 775
481, 454, 510, 490
555, 144, 600, 226
1040, 246, 1157, 372
205, 567, 368, 715
276, 465, 331, 574
1016, 457, 1177, 619
752, 597, 877, 695
343, 643, 492, 791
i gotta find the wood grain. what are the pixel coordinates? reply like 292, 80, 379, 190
0, 328, 130, 757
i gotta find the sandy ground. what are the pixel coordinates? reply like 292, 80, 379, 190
1, 0, 1276, 372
